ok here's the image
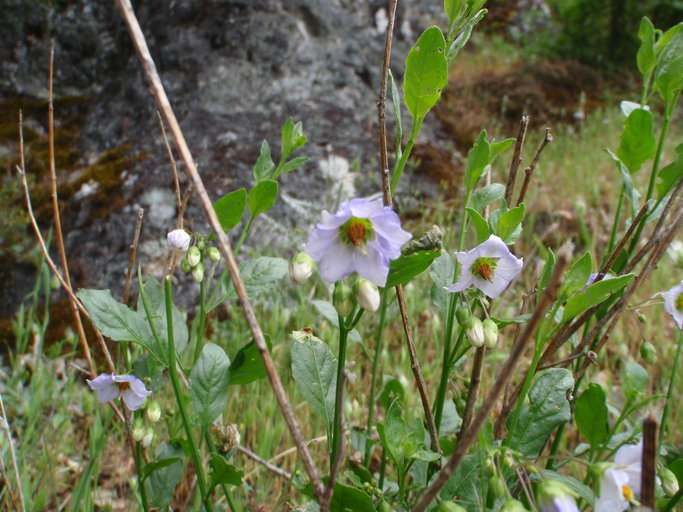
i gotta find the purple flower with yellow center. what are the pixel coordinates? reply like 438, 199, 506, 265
87, 373, 152, 411
662, 280, 683, 329
446, 235, 523, 299
304, 197, 411, 287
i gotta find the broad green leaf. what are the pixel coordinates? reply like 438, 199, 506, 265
538, 469, 594, 507
489, 138, 515, 162
330, 482, 375, 512
229, 338, 270, 386
277, 156, 310, 176
213, 188, 247, 231
146, 443, 183, 509
209, 453, 244, 487
622, 360, 648, 403
403, 26, 448, 122
466, 207, 491, 243
140, 456, 182, 481
439, 399, 462, 438
248, 180, 278, 217
657, 142, 683, 199
465, 130, 490, 191
559, 252, 592, 300
562, 274, 633, 322
637, 17, 656, 75
310, 300, 362, 343
444, 0, 464, 26
507, 369, 574, 457
430, 252, 454, 314
290, 330, 337, 437
470, 183, 505, 212
226, 257, 288, 298
669, 459, 683, 488
377, 400, 422, 467
385, 248, 441, 288
190, 343, 230, 428
378, 375, 405, 411
281, 118, 306, 162
617, 108, 655, 174
575, 383, 609, 448
496, 203, 525, 244
252, 140, 276, 183
412, 449, 440, 462
440, 453, 483, 509
654, 23, 683, 101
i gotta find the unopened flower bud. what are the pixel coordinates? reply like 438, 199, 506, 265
289, 252, 314, 284
187, 246, 201, 268
196, 238, 206, 251
132, 417, 145, 442
437, 501, 467, 512
503, 453, 515, 469
640, 341, 657, 365
482, 318, 499, 349
501, 499, 529, 512
637, 313, 647, 324
146, 400, 161, 423
660, 466, 680, 496
456, 305, 471, 325
192, 262, 205, 283
167, 229, 191, 253
142, 427, 155, 448
465, 317, 485, 348
180, 257, 191, 273
207, 246, 221, 262
354, 278, 380, 312
333, 282, 353, 317
538, 480, 578, 512
489, 475, 506, 499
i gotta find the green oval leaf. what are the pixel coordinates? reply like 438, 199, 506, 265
385, 248, 441, 288
190, 343, 230, 429
248, 180, 278, 217
213, 188, 246, 231
404, 26, 448, 122
575, 383, 609, 448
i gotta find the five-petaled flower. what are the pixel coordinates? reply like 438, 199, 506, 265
662, 280, 683, 329
87, 373, 152, 411
595, 442, 642, 512
446, 235, 523, 299
304, 197, 411, 287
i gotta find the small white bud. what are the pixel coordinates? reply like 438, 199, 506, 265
289, 252, 314, 284
482, 319, 499, 349
354, 277, 380, 312
167, 229, 191, 253
465, 317, 485, 348
187, 246, 201, 268
132, 417, 145, 442
146, 400, 161, 423
660, 467, 680, 496
142, 427, 155, 448
207, 246, 221, 262
192, 262, 205, 283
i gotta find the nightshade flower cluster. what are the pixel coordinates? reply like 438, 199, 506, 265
304, 197, 411, 287
662, 280, 683, 329
447, 235, 523, 299
87, 373, 152, 411
595, 442, 642, 512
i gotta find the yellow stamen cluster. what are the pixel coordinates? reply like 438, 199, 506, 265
622, 484, 634, 503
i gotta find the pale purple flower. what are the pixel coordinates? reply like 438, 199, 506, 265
304, 197, 411, 287
446, 235, 523, 298
167, 229, 191, 253
87, 373, 152, 411
538, 481, 579, 512
662, 280, 683, 329
595, 442, 642, 512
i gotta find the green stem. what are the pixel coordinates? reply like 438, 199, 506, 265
545, 422, 565, 471
331, 314, 350, 467
234, 216, 254, 256
660, 328, 683, 447
164, 278, 214, 511
193, 278, 207, 364
136, 441, 150, 512
378, 449, 387, 490
365, 288, 390, 466
662, 489, 683, 512
390, 120, 421, 195
604, 184, 625, 263
204, 432, 239, 511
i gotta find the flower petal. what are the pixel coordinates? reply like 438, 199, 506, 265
317, 241, 355, 283
87, 373, 115, 390
348, 197, 384, 217
353, 242, 390, 287
122, 389, 146, 411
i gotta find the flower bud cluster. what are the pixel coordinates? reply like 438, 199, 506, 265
168, 231, 222, 283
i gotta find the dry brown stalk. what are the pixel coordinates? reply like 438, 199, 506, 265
504, 115, 529, 206
412, 251, 568, 511
458, 346, 485, 439
114, 0, 325, 499
516, 127, 553, 207
123, 208, 145, 306
157, 111, 182, 212
238, 446, 292, 480
641, 415, 658, 510
0, 394, 24, 512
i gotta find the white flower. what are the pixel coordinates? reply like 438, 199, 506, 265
446, 235, 523, 298
595, 442, 642, 512
87, 373, 152, 411
354, 277, 380, 313
662, 280, 683, 329
167, 229, 191, 253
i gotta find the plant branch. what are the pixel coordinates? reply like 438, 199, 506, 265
641, 415, 658, 510
458, 346, 485, 439
516, 127, 552, 207
113, 0, 325, 499
238, 445, 292, 480
505, 115, 529, 206
0, 394, 25, 512
123, 208, 144, 306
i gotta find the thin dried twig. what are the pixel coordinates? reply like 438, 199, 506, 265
123, 208, 144, 306
412, 252, 568, 511
504, 115, 529, 206
0, 394, 26, 512
0, 451, 20, 512
238, 446, 292, 480
516, 127, 552, 207
114, 0, 325, 498
375, 0, 440, 458
458, 346, 485, 439
157, 111, 182, 213
640, 415, 658, 510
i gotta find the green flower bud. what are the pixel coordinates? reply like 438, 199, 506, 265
456, 305, 471, 325
437, 501, 467, 512
500, 498, 529, 512
207, 246, 221, 262
146, 400, 161, 423
187, 246, 201, 267
354, 277, 380, 313
482, 318, 499, 349
660, 466, 680, 496
377, 500, 392, 512
180, 257, 192, 273
192, 262, 205, 283
289, 252, 314, 284
333, 282, 353, 317
488, 475, 506, 500
132, 417, 145, 442
640, 341, 657, 365
637, 313, 647, 324
196, 238, 206, 251
465, 317, 485, 348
